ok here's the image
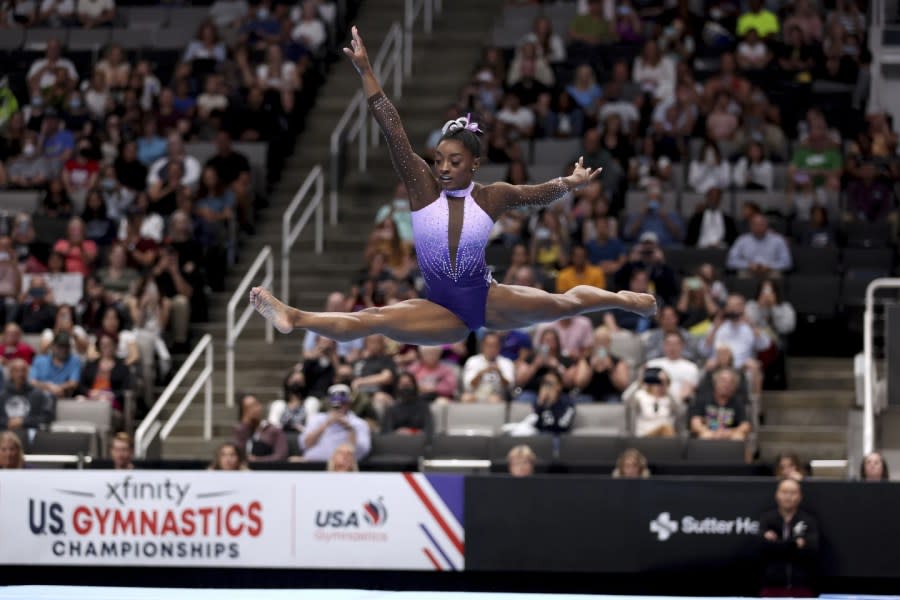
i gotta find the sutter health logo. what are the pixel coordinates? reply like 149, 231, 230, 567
650, 512, 759, 541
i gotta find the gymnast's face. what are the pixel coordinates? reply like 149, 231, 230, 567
434, 139, 479, 192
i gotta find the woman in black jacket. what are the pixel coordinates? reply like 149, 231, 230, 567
759, 478, 819, 597
77, 333, 130, 411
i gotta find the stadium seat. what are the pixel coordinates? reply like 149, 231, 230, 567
155, 27, 197, 51
663, 247, 728, 276
29, 431, 95, 457
685, 438, 746, 463
791, 245, 839, 274
24, 28, 67, 49
624, 190, 677, 215
126, 6, 170, 28
67, 29, 111, 51
427, 434, 492, 460
110, 28, 154, 50
0, 28, 24, 50
490, 435, 554, 465
53, 399, 112, 439
841, 269, 887, 309
842, 248, 895, 273
570, 404, 627, 436
474, 164, 506, 184
620, 437, 686, 464
365, 433, 426, 471
532, 139, 581, 166
734, 191, 788, 215
445, 403, 505, 436
843, 222, 894, 248
723, 275, 760, 301
680, 192, 706, 217
557, 435, 621, 467
786, 275, 840, 319
507, 401, 533, 425
529, 164, 564, 184
609, 331, 643, 367
0, 190, 41, 214
430, 403, 447, 435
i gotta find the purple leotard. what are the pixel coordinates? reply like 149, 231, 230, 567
367, 92, 570, 331
411, 182, 494, 330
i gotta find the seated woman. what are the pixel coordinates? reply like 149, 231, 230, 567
327, 443, 359, 472
209, 442, 249, 471
572, 326, 631, 403
98, 243, 140, 303
745, 278, 794, 389
39, 303, 90, 358
76, 333, 130, 411
626, 366, 678, 437
88, 306, 140, 367
612, 448, 650, 478
382, 372, 433, 437
514, 328, 577, 403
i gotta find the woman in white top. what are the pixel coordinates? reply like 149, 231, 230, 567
90, 306, 140, 366
632, 39, 676, 103
736, 29, 771, 71
183, 21, 227, 63
291, 0, 327, 53
628, 367, 678, 437
39, 303, 89, 357
83, 69, 111, 120
507, 41, 555, 88
95, 44, 130, 89
256, 44, 300, 113
745, 279, 796, 343
733, 141, 774, 191
523, 16, 566, 64
688, 141, 732, 194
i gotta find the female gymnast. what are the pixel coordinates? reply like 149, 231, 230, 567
251, 26, 656, 345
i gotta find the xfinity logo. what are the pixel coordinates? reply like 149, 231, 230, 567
650, 512, 759, 541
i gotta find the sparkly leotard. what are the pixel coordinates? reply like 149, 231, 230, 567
368, 93, 570, 331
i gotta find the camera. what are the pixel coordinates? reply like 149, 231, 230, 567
643, 367, 664, 385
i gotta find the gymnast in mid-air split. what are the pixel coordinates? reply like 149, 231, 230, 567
251, 26, 657, 345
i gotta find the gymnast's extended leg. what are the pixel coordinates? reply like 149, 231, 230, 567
485, 283, 657, 330
250, 287, 470, 345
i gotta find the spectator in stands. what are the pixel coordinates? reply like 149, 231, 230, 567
565, 65, 601, 121
114, 140, 147, 195
736, 29, 771, 72
0, 431, 25, 469
81, 189, 117, 246
616, 234, 679, 304
727, 214, 793, 277
16, 275, 56, 334
209, 442, 248, 471
556, 244, 605, 293
207, 130, 254, 233
408, 346, 457, 403
507, 445, 536, 477
623, 192, 684, 247
349, 334, 396, 406
737, 0, 779, 39
230, 85, 281, 143
196, 74, 230, 122
572, 326, 630, 403
612, 448, 650, 478
255, 43, 300, 114
94, 43, 129, 89
733, 142, 774, 192
110, 432, 134, 470
151, 245, 193, 348
774, 452, 805, 481
382, 372, 433, 437
194, 165, 235, 228
628, 366, 677, 437
147, 133, 201, 189
568, 0, 617, 64
535, 314, 595, 361
643, 306, 698, 361
534, 370, 575, 434
83, 70, 110, 122
185, 21, 228, 64
53, 217, 97, 277
98, 243, 139, 303
233, 392, 289, 462
77, 0, 114, 28
137, 118, 167, 167
828, 0, 864, 37
789, 110, 842, 195
759, 479, 819, 597
327, 443, 359, 472
92, 306, 139, 367
796, 205, 835, 248
302, 383, 371, 463
76, 333, 129, 410
0, 237, 22, 322
27, 39, 78, 101
7, 132, 51, 190
844, 161, 897, 225
860, 451, 890, 481
0, 358, 53, 431
291, 0, 326, 53
38, 0, 77, 26
462, 332, 515, 404
777, 25, 816, 85
784, 0, 822, 43
677, 270, 721, 331
38, 303, 88, 357
302, 293, 362, 364
685, 187, 738, 248
148, 160, 186, 218
585, 215, 626, 278
704, 293, 769, 380
497, 94, 535, 140
746, 279, 795, 345
690, 368, 751, 440
634, 39, 676, 103
706, 92, 740, 143
646, 332, 700, 402
1, 324, 35, 366
688, 141, 732, 194
270, 366, 312, 433
29, 331, 81, 399
41, 177, 73, 218
515, 328, 576, 403
525, 16, 566, 64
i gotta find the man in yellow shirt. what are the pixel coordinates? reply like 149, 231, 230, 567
556, 245, 606, 292
737, 0, 780, 38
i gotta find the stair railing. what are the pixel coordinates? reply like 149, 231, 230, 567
226, 246, 274, 408
135, 333, 214, 459
282, 165, 325, 306
370, 23, 405, 148
861, 278, 900, 458
404, 0, 440, 77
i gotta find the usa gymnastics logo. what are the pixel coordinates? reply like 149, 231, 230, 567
363, 498, 388, 526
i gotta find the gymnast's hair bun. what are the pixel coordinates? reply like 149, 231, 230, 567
441, 114, 482, 136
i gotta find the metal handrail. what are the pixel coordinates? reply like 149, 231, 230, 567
329, 90, 367, 226
371, 23, 405, 148
404, 0, 436, 77
135, 334, 214, 459
282, 165, 325, 305
25, 454, 93, 468
226, 246, 274, 408
862, 278, 900, 456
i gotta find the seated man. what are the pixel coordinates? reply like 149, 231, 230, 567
1, 323, 35, 366
614, 233, 679, 305
205, 130, 254, 232
29, 332, 81, 399
726, 214, 793, 278
0, 358, 54, 430
701, 294, 770, 393
232, 392, 289, 462
462, 332, 515, 403
556, 244, 605, 293
110, 432, 135, 470
645, 332, 700, 402
623, 191, 685, 247
689, 368, 751, 440
301, 384, 371, 463
641, 305, 701, 362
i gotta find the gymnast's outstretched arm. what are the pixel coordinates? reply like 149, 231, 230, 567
344, 26, 439, 208
479, 157, 603, 219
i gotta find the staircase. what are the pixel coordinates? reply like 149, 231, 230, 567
758, 357, 856, 465
155, 0, 503, 459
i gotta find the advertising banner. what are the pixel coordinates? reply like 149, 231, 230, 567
0, 471, 464, 571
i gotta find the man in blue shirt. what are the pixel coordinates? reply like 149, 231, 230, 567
586, 215, 626, 276
29, 332, 81, 398
623, 189, 685, 246
726, 214, 793, 277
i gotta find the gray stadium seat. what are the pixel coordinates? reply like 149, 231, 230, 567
427, 434, 492, 460
492, 25, 523, 48
787, 275, 840, 319
365, 433, 426, 471
791, 246, 839, 274
532, 139, 581, 166
501, 4, 540, 26
680, 191, 706, 217
173, 6, 211, 30
685, 438, 746, 463
155, 27, 196, 51
570, 403, 627, 436
474, 164, 506, 184
844, 222, 894, 248
557, 436, 622, 466
734, 191, 788, 215
126, 6, 170, 28
67, 29, 111, 51
529, 163, 565, 184
430, 403, 446, 435
490, 435, 554, 465
110, 28, 154, 50
663, 247, 728, 275
445, 403, 505, 436
184, 141, 267, 196
609, 330, 643, 368
0, 28, 24, 50
841, 270, 886, 309
53, 399, 112, 438
772, 164, 788, 190
723, 275, 760, 301
24, 28, 67, 49
29, 431, 95, 456
842, 248, 894, 273
624, 190, 678, 215
621, 437, 686, 463
0, 190, 41, 214
507, 401, 533, 424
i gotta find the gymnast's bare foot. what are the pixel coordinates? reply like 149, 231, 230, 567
250, 287, 295, 334
617, 291, 658, 318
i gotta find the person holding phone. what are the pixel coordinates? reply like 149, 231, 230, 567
533, 370, 576, 434
573, 326, 631, 403
301, 384, 371, 463
627, 367, 678, 437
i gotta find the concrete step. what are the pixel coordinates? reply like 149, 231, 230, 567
757, 425, 848, 444
763, 407, 850, 427
161, 436, 228, 460
759, 442, 848, 463
763, 390, 856, 409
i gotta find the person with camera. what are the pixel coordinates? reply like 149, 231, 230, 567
685, 187, 738, 248
646, 332, 700, 402
675, 271, 722, 331
623, 187, 685, 247
689, 368, 751, 440
614, 232, 679, 305
533, 370, 576, 434
642, 305, 700, 362
759, 478, 819, 597
16, 275, 57, 334
514, 328, 577, 403
627, 366, 678, 437
301, 383, 371, 463
232, 392, 288, 462
573, 326, 631, 403
462, 332, 516, 404
702, 294, 770, 394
